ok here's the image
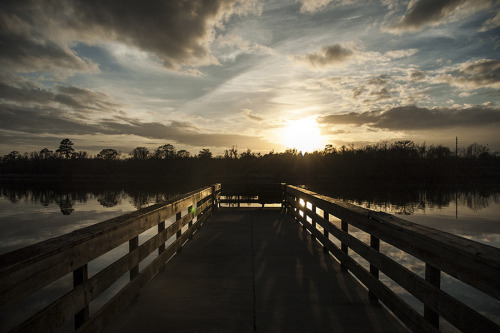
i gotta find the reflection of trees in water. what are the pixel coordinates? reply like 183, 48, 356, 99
97, 191, 122, 207
310, 186, 498, 215
0, 184, 497, 215
56, 193, 74, 215
127, 191, 176, 209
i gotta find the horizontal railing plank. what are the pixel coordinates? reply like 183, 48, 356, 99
77, 207, 211, 333
288, 207, 439, 333
292, 200, 499, 332
0, 187, 213, 309
286, 185, 500, 301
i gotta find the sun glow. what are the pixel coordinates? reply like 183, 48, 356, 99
281, 118, 324, 153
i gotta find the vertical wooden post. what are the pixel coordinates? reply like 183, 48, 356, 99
311, 204, 316, 240
281, 184, 286, 212
340, 220, 348, 272
129, 236, 139, 280
188, 205, 194, 228
323, 210, 329, 253
73, 264, 89, 330
369, 235, 380, 304
211, 184, 217, 213
424, 263, 441, 328
176, 211, 182, 253
158, 220, 165, 255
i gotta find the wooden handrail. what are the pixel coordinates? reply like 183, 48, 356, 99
284, 185, 500, 333
0, 184, 221, 332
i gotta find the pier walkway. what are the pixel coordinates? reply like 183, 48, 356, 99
105, 208, 405, 332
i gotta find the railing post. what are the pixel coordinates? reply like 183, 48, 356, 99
311, 204, 316, 240
158, 219, 165, 255
73, 264, 89, 330
369, 235, 380, 304
424, 263, 441, 328
340, 220, 348, 272
281, 184, 286, 212
176, 211, 182, 253
211, 184, 217, 213
188, 205, 194, 239
129, 236, 139, 280
323, 210, 329, 253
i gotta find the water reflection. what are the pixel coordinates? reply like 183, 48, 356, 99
0, 187, 182, 214
308, 186, 499, 217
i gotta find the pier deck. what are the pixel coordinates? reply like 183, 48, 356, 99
105, 207, 405, 332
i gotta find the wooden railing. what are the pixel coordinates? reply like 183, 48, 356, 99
219, 183, 283, 207
0, 184, 221, 332
284, 185, 500, 333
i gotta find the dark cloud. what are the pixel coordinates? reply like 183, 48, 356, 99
0, 0, 255, 74
0, 81, 124, 116
0, 99, 273, 151
409, 70, 426, 81
438, 59, 500, 90
318, 105, 500, 130
388, 0, 465, 32
0, 4, 97, 75
294, 44, 353, 68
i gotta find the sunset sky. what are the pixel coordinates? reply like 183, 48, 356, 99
1, 0, 499, 156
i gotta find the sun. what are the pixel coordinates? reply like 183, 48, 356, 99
281, 118, 324, 153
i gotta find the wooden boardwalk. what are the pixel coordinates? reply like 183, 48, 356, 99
105, 208, 406, 332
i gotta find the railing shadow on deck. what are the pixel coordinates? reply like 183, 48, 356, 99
0, 184, 221, 332
284, 185, 500, 333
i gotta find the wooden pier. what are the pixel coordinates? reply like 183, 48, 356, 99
1, 184, 499, 332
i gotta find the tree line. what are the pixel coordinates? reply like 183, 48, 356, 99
1, 139, 498, 187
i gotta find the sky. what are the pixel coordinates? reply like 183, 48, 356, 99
1, 0, 499, 156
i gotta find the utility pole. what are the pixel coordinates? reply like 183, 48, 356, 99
455, 137, 458, 219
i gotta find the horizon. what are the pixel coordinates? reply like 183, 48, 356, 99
1, 1, 499, 156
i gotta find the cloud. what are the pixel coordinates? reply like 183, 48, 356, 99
435, 59, 500, 90
242, 109, 264, 122
298, 0, 333, 13
386, 0, 492, 33
293, 44, 353, 69
409, 70, 426, 81
318, 105, 500, 130
0, 0, 261, 76
0, 9, 98, 77
213, 33, 276, 61
0, 81, 125, 117
479, 10, 500, 31
0, 80, 274, 150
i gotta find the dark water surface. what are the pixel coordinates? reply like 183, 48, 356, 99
0, 184, 499, 331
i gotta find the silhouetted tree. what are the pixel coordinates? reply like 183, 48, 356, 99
130, 147, 150, 160
3, 151, 21, 160
154, 144, 176, 159
56, 139, 75, 159
198, 149, 212, 159
39, 148, 53, 159
177, 150, 190, 158
97, 148, 119, 160
224, 146, 238, 159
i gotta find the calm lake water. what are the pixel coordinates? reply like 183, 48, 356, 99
0, 184, 499, 331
